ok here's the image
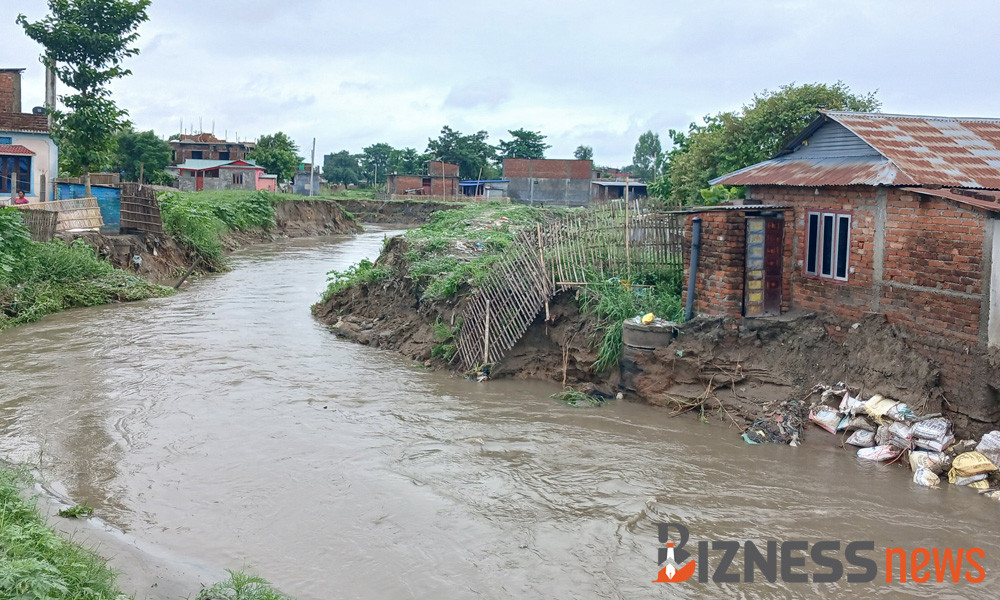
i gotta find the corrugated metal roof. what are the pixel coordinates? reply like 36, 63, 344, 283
0, 144, 35, 156
177, 158, 259, 171
713, 111, 1000, 189
901, 186, 1000, 214
591, 181, 648, 188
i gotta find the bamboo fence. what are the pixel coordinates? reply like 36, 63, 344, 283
34, 197, 104, 231
15, 208, 58, 241
455, 201, 683, 372
120, 182, 163, 234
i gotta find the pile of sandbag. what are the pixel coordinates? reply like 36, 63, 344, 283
806, 383, 1000, 502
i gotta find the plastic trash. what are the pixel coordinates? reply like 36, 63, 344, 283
952, 473, 988, 486
843, 416, 876, 432
839, 394, 866, 417
857, 445, 901, 461
864, 395, 899, 424
886, 403, 917, 422
809, 407, 841, 434
913, 467, 940, 487
975, 430, 1000, 466
641, 313, 655, 325
845, 429, 876, 447
909, 451, 951, 475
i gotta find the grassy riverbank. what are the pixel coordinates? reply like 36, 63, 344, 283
0, 208, 171, 331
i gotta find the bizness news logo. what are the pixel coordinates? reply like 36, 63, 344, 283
653, 523, 986, 584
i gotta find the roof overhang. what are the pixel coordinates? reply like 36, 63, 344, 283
901, 186, 1000, 214
0, 144, 36, 156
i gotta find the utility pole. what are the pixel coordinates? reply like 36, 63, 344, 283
310, 137, 317, 197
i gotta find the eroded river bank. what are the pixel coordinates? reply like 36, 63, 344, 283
1, 228, 998, 599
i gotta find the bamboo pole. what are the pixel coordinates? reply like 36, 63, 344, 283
624, 177, 632, 282
483, 298, 491, 365
537, 223, 550, 321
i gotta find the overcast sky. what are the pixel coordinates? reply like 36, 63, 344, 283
5, 1, 1000, 167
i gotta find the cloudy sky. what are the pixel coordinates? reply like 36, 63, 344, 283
5, 1, 1000, 167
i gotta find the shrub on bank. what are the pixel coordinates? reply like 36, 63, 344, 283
0, 208, 171, 331
159, 190, 277, 267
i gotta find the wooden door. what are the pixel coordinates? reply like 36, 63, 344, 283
196, 174, 204, 191
744, 217, 784, 317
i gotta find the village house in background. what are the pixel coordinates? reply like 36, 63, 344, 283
503, 158, 593, 207
688, 110, 1000, 428
175, 158, 272, 192
386, 160, 460, 197
169, 133, 255, 165
459, 178, 508, 199
293, 163, 318, 195
0, 68, 57, 203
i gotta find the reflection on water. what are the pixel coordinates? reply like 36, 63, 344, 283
0, 228, 997, 599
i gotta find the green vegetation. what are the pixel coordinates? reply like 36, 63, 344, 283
577, 269, 684, 373
0, 208, 171, 331
431, 317, 461, 362
0, 466, 127, 599
159, 190, 278, 267
249, 132, 302, 182
551, 388, 602, 407
114, 128, 173, 184
58, 504, 95, 519
320, 259, 389, 303
197, 570, 291, 600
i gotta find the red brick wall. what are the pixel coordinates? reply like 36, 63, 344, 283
0, 70, 20, 113
429, 177, 458, 196
682, 211, 746, 316
427, 161, 459, 177
503, 158, 592, 180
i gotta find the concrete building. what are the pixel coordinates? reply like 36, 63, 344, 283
293, 168, 319, 195
176, 158, 269, 192
169, 133, 255, 166
459, 179, 508, 199
0, 68, 57, 203
386, 160, 460, 197
690, 110, 1000, 429
503, 158, 593, 207
591, 180, 647, 203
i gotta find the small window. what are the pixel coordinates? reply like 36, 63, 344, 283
191, 150, 203, 159
219, 151, 230, 160
205, 169, 219, 178
0, 136, 12, 145
232, 173, 243, 185
805, 211, 851, 281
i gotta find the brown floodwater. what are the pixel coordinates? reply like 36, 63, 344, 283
1, 227, 998, 599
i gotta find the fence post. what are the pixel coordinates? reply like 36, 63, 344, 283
483, 298, 491, 365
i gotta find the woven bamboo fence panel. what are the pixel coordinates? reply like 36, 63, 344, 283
455, 202, 683, 372
120, 182, 163, 234
15, 208, 58, 242
35, 197, 104, 231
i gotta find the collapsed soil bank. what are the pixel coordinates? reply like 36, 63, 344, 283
334, 198, 465, 224
315, 235, 999, 440
62, 199, 361, 285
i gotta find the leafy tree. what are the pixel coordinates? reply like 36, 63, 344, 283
387, 147, 429, 175
574, 145, 594, 161
18, 0, 151, 196
631, 131, 663, 182
426, 126, 498, 179
322, 150, 360, 186
664, 81, 880, 205
361, 142, 393, 185
114, 129, 171, 183
497, 128, 550, 160
249, 132, 301, 182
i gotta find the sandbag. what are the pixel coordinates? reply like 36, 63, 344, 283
968, 479, 990, 490
908, 451, 951, 475
876, 424, 912, 450
846, 430, 876, 447
886, 403, 917, 423
809, 407, 841, 434
912, 417, 951, 440
864, 395, 899, 424
843, 416, 876, 432
913, 467, 940, 487
839, 394, 866, 417
950, 451, 998, 478
952, 473, 988, 486
975, 430, 1000, 466
913, 433, 955, 452
857, 445, 901, 461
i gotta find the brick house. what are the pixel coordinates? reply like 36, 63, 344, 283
386, 160, 460, 197
0, 68, 57, 203
176, 158, 270, 192
685, 110, 1000, 428
503, 158, 593, 207
169, 133, 255, 165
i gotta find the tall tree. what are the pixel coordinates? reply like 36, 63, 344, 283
249, 132, 301, 182
664, 81, 880, 205
497, 128, 550, 160
322, 150, 360, 186
361, 143, 393, 185
631, 131, 663, 182
387, 147, 429, 175
114, 129, 170, 183
574, 145, 594, 161
426, 126, 498, 179
18, 0, 151, 196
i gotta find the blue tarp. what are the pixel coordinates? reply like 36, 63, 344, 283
57, 183, 121, 232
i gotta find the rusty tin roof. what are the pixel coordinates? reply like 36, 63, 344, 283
712, 111, 1000, 189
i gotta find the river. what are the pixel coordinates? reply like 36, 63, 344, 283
0, 227, 997, 599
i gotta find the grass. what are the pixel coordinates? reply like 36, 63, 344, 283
57, 504, 95, 519
197, 569, 291, 600
431, 316, 461, 361
0, 208, 173, 331
551, 388, 602, 407
576, 268, 685, 373
320, 258, 390, 303
0, 465, 127, 599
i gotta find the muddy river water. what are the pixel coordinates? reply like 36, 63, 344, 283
1, 228, 998, 599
